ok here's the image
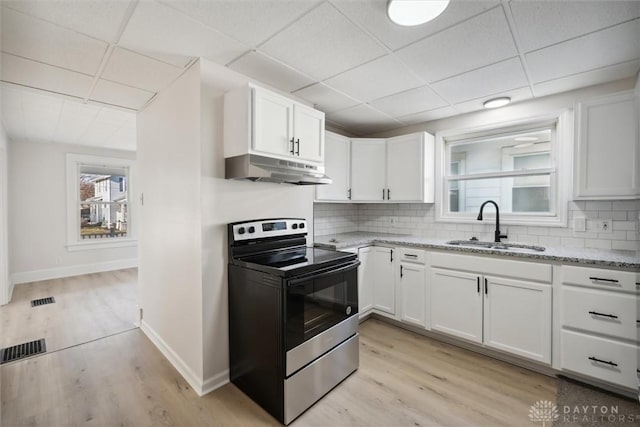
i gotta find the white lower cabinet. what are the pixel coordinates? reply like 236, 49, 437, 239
398, 249, 427, 327
483, 276, 551, 364
430, 268, 482, 343
357, 246, 395, 317
430, 261, 552, 364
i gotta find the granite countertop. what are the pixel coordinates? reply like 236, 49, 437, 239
314, 232, 640, 270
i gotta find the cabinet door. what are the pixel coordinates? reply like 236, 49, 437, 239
386, 133, 424, 202
575, 91, 639, 199
253, 88, 294, 158
351, 139, 386, 201
372, 247, 395, 315
430, 268, 482, 343
316, 132, 350, 201
483, 276, 551, 364
399, 262, 426, 327
358, 247, 374, 316
293, 104, 324, 163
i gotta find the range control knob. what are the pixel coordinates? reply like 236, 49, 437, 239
299, 223, 305, 229
248, 226, 256, 233
292, 223, 298, 229
238, 227, 245, 235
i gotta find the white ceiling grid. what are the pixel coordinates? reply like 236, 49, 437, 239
0, 0, 638, 147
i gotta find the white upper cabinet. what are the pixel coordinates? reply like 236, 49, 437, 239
326, 131, 434, 203
386, 133, 434, 203
293, 104, 324, 163
253, 88, 294, 158
224, 83, 325, 164
574, 90, 639, 199
351, 139, 386, 201
315, 132, 350, 201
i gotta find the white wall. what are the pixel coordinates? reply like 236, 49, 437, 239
0, 122, 9, 304
199, 60, 315, 386
137, 62, 205, 390
7, 140, 137, 284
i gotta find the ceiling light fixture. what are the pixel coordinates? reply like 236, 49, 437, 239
387, 0, 450, 27
483, 97, 511, 109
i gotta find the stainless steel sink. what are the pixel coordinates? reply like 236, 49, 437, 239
446, 240, 545, 253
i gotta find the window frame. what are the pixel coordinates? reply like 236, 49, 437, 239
66, 154, 137, 251
434, 111, 573, 227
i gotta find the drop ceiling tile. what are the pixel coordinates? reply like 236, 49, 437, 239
292, 83, 360, 113
259, 2, 387, 80
161, 0, 322, 47
453, 86, 533, 114
79, 108, 134, 148
119, 1, 249, 67
326, 103, 401, 133
1, 53, 94, 99
368, 85, 448, 118
228, 51, 315, 93
102, 47, 184, 93
526, 20, 640, 83
2, 0, 131, 43
1, 7, 108, 75
21, 90, 64, 143
396, 7, 517, 83
431, 57, 528, 104
90, 79, 154, 110
324, 55, 423, 102
331, 0, 499, 50
53, 100, 101, 145
509, 0, 640, 52
104, 119, 136, 151
0, 84, 25, 138
533, 60, 640, 97
397, 106, 458, 125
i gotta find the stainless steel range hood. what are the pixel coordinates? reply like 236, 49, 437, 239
225, 154, 332, 185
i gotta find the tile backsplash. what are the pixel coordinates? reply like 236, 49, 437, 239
314, 201, 639, 252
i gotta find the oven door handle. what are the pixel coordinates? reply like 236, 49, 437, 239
287, 261, 360, 286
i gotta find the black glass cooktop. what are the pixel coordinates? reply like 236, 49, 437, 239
236, 246, 356, 277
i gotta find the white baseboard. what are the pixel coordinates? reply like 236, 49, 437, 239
202, 370, 229, 395
10, 258, 138, 285
141, 319, 205, 395
140, 319, 229, 397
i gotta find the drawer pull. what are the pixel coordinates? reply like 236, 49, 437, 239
589, 277, 619, 283
588, 356, 618, 367
588, 311, 618, 319
404, 254, 418, 258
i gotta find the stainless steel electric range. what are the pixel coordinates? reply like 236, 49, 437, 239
227, 218, 360, 425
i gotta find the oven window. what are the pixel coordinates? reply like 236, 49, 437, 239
285, 266, 357, 351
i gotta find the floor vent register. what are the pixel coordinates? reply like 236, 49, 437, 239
1, 339, 47, 364
30, 296, 55, 307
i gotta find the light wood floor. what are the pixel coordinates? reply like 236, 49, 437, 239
0, 269, 138, 354
1, 318, 556, 426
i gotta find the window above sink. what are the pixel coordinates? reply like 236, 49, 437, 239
435, 112, 572, 227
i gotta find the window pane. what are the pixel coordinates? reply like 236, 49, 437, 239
446, 174, 552, 214
449, 129, 551, 175
80, 173, 127, 203
80, 203, 128, 239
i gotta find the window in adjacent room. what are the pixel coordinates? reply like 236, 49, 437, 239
66, 154, 135, 250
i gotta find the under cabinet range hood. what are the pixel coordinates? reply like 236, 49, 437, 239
225, 154, 332, 185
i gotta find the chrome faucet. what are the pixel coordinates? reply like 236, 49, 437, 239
477, 200, 508, 243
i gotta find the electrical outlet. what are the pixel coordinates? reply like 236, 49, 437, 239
574, 217, 586, 232
595, 219, 612, 233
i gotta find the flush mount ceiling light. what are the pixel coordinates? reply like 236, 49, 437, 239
387, 0, 450, 27
483, 97, 511, 109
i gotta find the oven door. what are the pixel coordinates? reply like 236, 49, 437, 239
284, 260, 359, 354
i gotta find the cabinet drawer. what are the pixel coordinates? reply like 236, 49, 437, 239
430, 252, 551, 283
562, 265, 639, 293
397, 247, 425, 264
561, 329, 638, 389
562, 287, 638, 341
